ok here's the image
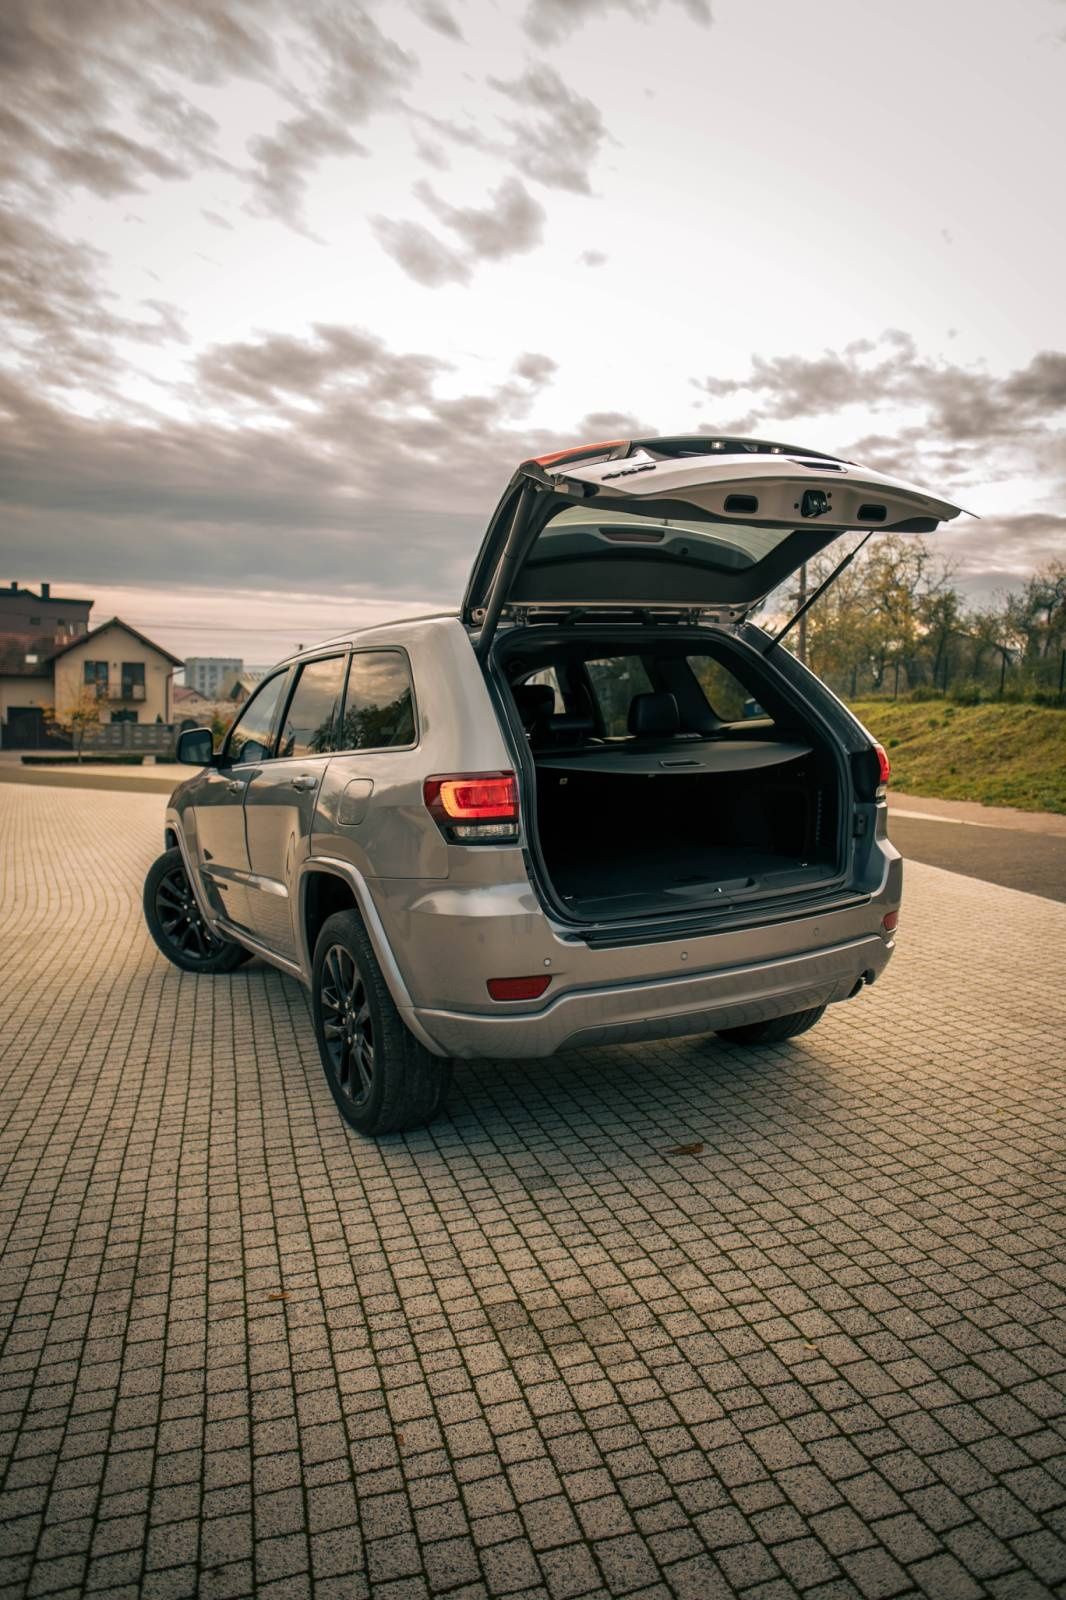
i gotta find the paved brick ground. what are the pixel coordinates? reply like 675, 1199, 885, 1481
2, 784, 1065, 1600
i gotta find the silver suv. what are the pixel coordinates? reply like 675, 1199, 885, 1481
144, 435, 966, 1135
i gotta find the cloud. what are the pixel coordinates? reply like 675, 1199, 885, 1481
695, 332, 1066, 443
0, 326, 592, 603
417, 177, 545, 260
0, 0, 273, 201
246, 112, 367, 224
0, 1, 415, 225
513, 353, 559, 385
420, 62, 611, 197
409, 0, 464, 40
0, 211, 187, 391
370, 218, 471, 286
488, 65, 610, 194
374, 177, 546, 284
523, 0, 711, 44
693, 333, 1066, 510
578, 248, 608, 266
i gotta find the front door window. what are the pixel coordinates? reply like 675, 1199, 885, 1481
224, 672, 289, 765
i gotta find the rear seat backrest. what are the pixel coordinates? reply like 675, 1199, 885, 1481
627, 692, 680, 739
532, 714, 595, 749
513, 683, 556, 732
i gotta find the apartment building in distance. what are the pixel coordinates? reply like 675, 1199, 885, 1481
183, 656, 243, 698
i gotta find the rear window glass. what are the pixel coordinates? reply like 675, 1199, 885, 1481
688, 657, 752, 723
585, 656, 653, 738
339, 651, 415, 750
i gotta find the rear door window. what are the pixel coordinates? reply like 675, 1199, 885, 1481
688, 656, 753, 722
585, 655, 653, 738
277, 656, 348, 759
338, 651, 416, 751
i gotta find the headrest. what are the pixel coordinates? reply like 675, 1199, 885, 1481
628, 691, 680, 739
513, 683, 556, 728
537, 714, 595, 748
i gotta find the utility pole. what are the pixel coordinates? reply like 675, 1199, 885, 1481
797, 563, 808, 665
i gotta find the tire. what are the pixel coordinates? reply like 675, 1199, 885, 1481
143, 847, 251, 974
311, 910, 452, 1136
716, 1005, 827, 1046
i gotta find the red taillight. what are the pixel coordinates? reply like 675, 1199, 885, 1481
487, 975, 552, 1002
531, 439, 627, 468
882, 910, 899, 932
874, 743, 891, 787
424, 772, 519, 842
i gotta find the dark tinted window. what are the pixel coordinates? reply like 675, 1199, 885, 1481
277, 656, 347, 759
339, 651, 415, 751
688, 656, 750, 722
585, 655, 653, 738
226, 671, 289, 765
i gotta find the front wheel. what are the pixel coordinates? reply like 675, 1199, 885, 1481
311, 910, 451, 1136
143, 847, 251, 973
716, 1005, 827, 1045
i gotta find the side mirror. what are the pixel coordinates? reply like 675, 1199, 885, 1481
176, 727, 215, 766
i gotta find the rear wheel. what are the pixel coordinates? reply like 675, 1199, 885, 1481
311, 910, 451, 1136
716, 1005, 826, 1045
143, 847, 251, 973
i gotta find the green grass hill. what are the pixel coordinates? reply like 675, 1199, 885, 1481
848, 700, 1066, 815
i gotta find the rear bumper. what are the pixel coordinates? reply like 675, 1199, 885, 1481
411, 932, 891, 1058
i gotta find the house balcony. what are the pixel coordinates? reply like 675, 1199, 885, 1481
110, 683, 147, 702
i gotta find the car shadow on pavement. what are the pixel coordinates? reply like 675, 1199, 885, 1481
393, 1031, 841, 1194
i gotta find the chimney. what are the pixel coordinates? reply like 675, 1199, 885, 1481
41, 582, 50, 599
9, 581, 17, 591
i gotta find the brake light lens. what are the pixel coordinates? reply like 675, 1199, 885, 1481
882, 910, 899, 932
875, 743, 891, 787
487, 975, 552, 1002
532, 439, 626, 468
424, 771, 519, 842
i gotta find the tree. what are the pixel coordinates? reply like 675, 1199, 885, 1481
44, 685, 102, 761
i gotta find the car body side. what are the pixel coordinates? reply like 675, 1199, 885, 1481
165, 612, 900, 1060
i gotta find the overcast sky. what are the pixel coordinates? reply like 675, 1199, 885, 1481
3, 0, 1064, 662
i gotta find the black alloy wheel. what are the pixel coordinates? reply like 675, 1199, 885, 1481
310, 908, 452, 1136
318, 942, 376, 1111
143, 847, 251, 974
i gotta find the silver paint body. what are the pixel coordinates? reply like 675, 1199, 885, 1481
165, 613, 899, 1058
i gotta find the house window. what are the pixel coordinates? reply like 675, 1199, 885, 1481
121, 662, 146, 701
83, 660, 108, 696
111, 709, 139, 724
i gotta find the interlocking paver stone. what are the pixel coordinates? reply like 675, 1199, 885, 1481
1, 783, 1065, 1598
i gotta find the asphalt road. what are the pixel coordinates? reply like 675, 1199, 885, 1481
889, 813, 1066, 904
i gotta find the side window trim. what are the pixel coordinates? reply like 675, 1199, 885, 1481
336, 646, 419, 755
221, 667, 292, 768
273, 652, 349, 762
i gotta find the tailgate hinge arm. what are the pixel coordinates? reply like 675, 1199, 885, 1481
762, 531, 875, 656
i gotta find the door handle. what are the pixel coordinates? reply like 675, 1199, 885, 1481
225, 780, 243, 795
290, 774, 318, 792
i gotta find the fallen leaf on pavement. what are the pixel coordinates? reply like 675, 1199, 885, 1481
665, 1141, 705, 1156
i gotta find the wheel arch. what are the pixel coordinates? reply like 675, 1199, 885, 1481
296, 859, 442, 1053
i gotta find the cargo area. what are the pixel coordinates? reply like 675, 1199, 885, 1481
501, 634, 846, 923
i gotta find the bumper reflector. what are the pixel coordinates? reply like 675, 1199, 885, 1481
882, 910, 899, 931
487, 976, 552, 1002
